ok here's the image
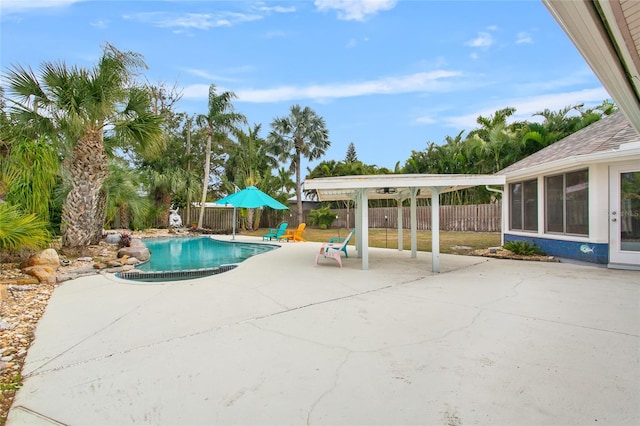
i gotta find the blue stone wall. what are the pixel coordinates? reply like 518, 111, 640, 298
504, 234, 608, 264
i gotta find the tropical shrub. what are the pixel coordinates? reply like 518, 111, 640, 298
0, 203, 50, 254
308, 206, 336, 229
503, 240, 544, 255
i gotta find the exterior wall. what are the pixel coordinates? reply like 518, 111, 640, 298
504, 234, 608, 264
589, 163, 610, 244
504, 163, 610, 265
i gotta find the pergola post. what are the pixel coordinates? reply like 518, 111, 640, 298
356, 189, 369, 270
431, 187, 442, 273
410, 187, 418, 258
355, 195, 362, 257
397, 198, 403, 252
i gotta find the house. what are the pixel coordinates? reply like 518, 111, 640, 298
499, 112, 640, 269
287, 192, 321, 211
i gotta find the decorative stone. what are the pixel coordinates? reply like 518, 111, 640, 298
118, 245, 150, 262
125, 257, 140, 265
105, 233, 121, 245
129, 238, 146, 248
22, 266, 56, 284
20, 249, 60, 269
77, 257, 93, 262
16, 277, 40, 285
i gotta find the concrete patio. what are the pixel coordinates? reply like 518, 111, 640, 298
7, 236, 640, 425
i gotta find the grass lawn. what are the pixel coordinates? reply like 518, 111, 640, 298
242, 227, 501, 255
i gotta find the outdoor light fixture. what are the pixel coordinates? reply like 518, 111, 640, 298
375, 187, 397, 194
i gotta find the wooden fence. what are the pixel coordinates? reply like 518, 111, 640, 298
326, 204, 502, 232
180, 207, 235, 231
186, 203, 503, 233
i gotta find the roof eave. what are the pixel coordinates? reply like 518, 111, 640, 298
502, 146, 640, 180
543, 0, 640, 133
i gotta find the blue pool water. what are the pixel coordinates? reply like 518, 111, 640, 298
119, 237, 277, 281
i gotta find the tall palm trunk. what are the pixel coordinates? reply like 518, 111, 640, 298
61, 128, 108, 248
197, 132, 212, 229
156, 190, 172, 227
295, 150, 303, 224
118, 203, 130, 229
94, 188, 107, 243
246, 208, 255, 231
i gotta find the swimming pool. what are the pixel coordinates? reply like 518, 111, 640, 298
118, 237, 278, 282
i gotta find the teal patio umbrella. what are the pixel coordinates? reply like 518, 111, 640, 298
214, 186, 288, 239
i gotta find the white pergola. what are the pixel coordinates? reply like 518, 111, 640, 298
304, 174, 505, 272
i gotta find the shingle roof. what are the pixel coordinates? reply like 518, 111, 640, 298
499, 111, 639, 175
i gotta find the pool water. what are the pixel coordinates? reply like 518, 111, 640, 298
119, 237, 277, 281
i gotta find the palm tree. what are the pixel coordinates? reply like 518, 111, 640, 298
4, 43, 164, 248
104, 158, 148, 229
225, 123, 280, 230
275, 166, 295, 195
267, 105, 330, 224
195, 85, 246, 229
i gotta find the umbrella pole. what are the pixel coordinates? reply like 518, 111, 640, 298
233, 207, 237, 240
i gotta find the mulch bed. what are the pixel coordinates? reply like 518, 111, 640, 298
471, 248, 559, 262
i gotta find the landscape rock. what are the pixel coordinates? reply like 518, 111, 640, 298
21, 265, 57, 284
20, 248, 60, 269
105, 233, 121, 245
129, 238, 146, 248
117, 245, 150, 262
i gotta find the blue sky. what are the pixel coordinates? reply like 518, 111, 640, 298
1, 0, 610, 171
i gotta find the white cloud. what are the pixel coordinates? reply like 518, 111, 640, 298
314, 0, 397, 21
0, 0, 81, 13
415, 116, 437, 124
254, 5, 296, 14
516, 69, 596, 93
466, 31, 493, 48
516, 31, 533, 44
124, 11, 262, 30
441, 87, 611, 130
182, 70, 463, 102
90, 19, 110, 29
345, 36, 368, 48
182, 68, 240, 83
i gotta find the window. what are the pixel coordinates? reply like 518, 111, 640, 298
545, 170, 589, 235
510, 179, 538, 231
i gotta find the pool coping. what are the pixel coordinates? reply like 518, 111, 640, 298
117, 237, 281, 282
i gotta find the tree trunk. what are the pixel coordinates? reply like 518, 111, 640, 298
118, 203, 130, 229
157, 190, 172, 227
246, 208, 255, 231
61, 129, 109, 248
92, 188, 107, 244
198, 133, 212, 229
295, 152, 303, 225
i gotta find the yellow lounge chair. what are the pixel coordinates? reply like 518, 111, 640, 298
278, 223, 306, 242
